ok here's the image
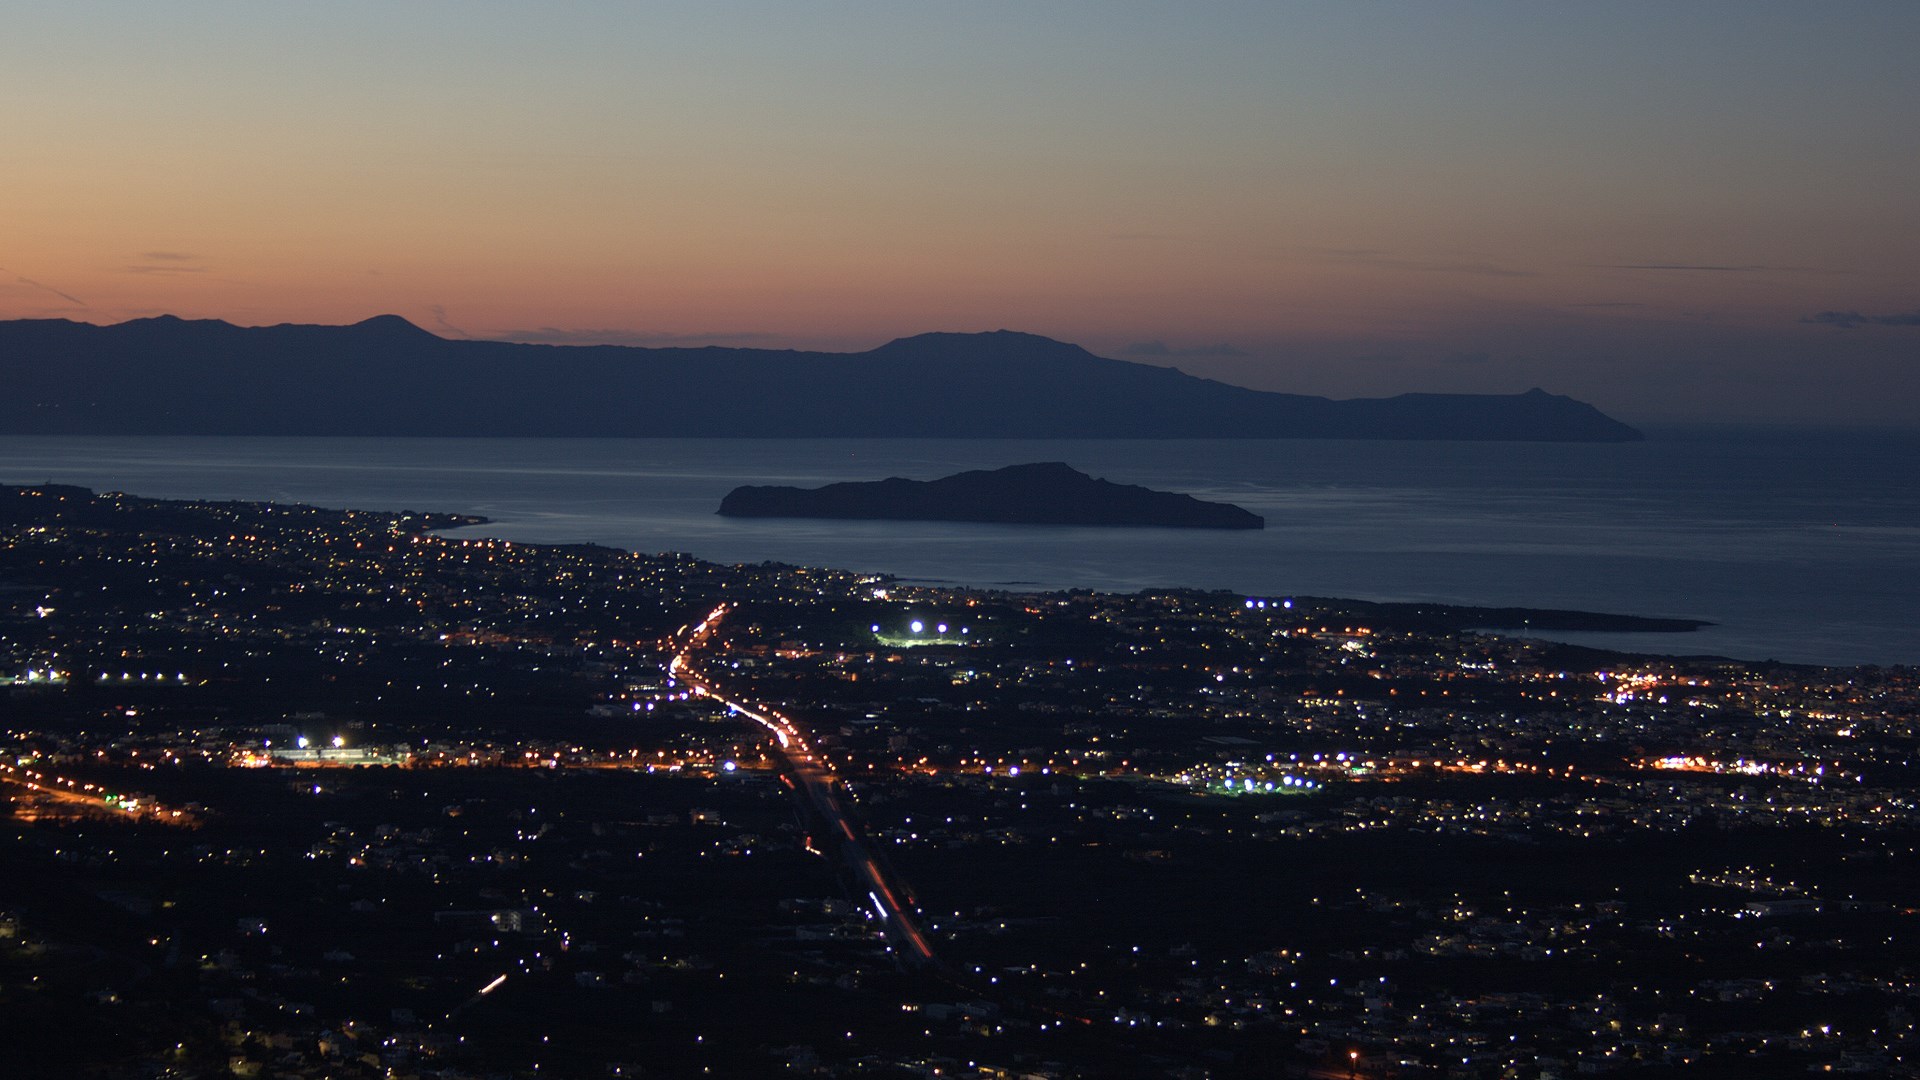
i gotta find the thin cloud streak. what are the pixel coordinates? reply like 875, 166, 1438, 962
493, 327, 778, 347
125, 251, 208, 275
1124, 340, 1247, 358
1803, 309, 1920, 329
0, 266, 88, 308
1602, 263, 1770, 273
1309, 249, 1536, 278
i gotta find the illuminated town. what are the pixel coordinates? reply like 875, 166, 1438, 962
3, 484, 1916, 1078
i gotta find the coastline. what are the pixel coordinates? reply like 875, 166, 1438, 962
2, 430, 1915, 668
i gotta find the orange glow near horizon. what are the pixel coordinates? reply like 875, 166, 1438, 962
4, 4, 1918, 422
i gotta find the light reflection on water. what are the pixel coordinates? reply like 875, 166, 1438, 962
2, 429, 1915, 667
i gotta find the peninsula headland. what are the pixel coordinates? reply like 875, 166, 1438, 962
0, 316, 1642, 441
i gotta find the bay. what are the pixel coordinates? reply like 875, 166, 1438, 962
2, 429, 1915, 668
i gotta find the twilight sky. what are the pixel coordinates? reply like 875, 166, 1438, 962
3, 2, 1916, 424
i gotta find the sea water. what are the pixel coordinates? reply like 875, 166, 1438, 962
2, 429, 1914, 667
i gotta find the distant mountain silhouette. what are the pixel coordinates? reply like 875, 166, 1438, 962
0, 317, 1642, 440
719, 462, 1265, 529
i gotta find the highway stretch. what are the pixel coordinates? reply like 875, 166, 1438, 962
0, 759, 198, 825
667, 605, 938, 967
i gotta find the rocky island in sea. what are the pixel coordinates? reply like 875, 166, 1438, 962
717, 461, 1265, 529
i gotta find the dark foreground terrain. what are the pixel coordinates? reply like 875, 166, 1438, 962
2, 484, 1915, 1079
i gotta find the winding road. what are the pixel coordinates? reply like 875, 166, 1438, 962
668, 604, 936, 967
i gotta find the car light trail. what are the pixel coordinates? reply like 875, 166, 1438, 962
671, 604, 937, 966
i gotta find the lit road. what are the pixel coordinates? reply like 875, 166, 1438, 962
0, 760, 197, 825
669, 605, 937, 966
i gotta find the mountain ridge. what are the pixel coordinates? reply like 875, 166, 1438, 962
0, 315, 1643, 441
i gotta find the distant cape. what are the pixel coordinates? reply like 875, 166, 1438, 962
719, 462, 1265, 529
0, 316, 1642, 441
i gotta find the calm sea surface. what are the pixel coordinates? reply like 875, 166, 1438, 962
2, 430, 1915, 668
